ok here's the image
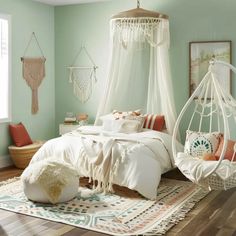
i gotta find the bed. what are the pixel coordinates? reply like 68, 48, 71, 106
30, 125, 183, 200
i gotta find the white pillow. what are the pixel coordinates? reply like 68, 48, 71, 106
184, 130, 221, 157
100, 111, 145, 134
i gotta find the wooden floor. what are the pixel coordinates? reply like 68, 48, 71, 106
0, 167, 236, 236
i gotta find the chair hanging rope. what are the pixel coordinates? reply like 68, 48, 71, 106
137, 0, 140, 8
172, 59, 236, 191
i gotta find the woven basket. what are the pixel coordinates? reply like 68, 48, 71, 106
8, 141, 44, 169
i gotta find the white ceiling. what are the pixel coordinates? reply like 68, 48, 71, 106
33, 0, 110, 6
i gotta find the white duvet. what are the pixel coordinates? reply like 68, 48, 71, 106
30, 126, 183, 199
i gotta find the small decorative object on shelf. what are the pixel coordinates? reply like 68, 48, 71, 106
77, 113, 88, 125
59, 113, 89, 135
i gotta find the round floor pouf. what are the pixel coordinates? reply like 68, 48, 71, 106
8, 141, 44, 169
21, 159, 79, 204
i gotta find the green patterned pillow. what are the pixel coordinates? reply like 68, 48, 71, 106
184, 130, 221, 157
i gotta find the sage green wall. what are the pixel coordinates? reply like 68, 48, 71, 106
0, 0, 55, 157
55, 0, 236, 138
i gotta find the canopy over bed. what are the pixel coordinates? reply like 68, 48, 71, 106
95, 0, 177, 134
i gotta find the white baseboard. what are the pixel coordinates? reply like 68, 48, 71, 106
0, 155, 13, 168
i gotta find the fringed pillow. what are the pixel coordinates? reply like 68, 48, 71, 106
184, 130, 221, 157
143, 114, 165, 132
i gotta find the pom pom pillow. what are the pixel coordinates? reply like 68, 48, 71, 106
9, 122, 33, 147
21, 158, 79, 204
184, 130, 221, 157
100, 110, 145, 133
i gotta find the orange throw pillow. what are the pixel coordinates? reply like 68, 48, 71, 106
202, 153, 217, 161
143, 114, 165, 132
9, 123, 33, 147
215, 137, 236, 161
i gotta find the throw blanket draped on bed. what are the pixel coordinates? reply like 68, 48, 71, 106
78, 136, 128, 193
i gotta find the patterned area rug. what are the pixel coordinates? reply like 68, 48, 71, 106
0, 178, 208, 236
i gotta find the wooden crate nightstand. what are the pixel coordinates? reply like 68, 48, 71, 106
59, 124, 81, 135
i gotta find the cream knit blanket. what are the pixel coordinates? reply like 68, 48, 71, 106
77, 135, 130, 193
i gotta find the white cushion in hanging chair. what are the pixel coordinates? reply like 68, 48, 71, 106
176, 152, 236, 184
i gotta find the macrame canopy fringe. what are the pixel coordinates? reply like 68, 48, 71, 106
111, 0, 168, 20
67, 46, 98, 103
172, 59, 236, 191
21, 32, 46, 114
110, 0, 170, 49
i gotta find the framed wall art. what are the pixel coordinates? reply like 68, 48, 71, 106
189, 40, 231, 97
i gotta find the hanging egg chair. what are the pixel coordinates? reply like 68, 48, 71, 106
172, 60, 236, 190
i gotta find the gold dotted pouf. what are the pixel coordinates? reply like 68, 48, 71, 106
8, 141, 44, 169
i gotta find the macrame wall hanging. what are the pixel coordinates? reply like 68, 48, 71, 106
67, 46, 98, 103
21, 32, 46, 114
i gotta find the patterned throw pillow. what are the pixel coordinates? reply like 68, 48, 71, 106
143, 114, 165, 132
184, 130, 221, 157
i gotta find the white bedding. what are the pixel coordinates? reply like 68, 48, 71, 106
30, 126, 183, 199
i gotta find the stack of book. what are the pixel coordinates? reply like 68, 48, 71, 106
64, 112, 77, 124
64, 117, 77, 124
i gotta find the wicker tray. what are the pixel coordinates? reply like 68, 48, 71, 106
8, 141, 44, 169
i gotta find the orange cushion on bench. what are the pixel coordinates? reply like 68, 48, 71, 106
9, 123, 33, 147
